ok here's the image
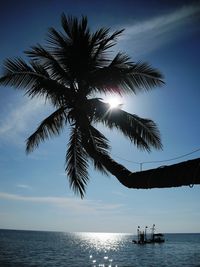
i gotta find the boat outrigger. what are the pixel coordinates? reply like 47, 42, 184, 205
132, 224, 165, 244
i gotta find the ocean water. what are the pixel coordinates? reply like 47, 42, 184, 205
0, 230, 200, 267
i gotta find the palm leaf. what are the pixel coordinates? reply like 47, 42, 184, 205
78, 121, 110, 175
46, 26, 92, 80
92, 29, 124, 60
25, 44, 70, 83
129, 61, 164, 90
0, 58, 49, 88
87, 126, 110, 175
61, 14, 89, 39
66, 126, 89, 198
88, 55, 164, 95
0, 58, 74, 107
47, 27, 68, 49
90, 99, 162, 151
26, 106, 67, 153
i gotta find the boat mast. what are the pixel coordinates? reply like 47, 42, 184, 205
137, 226, 140, 243
151, 224, 155, 240
145, 226, 148, 242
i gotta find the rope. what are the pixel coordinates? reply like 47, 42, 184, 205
114, 148, 200, 188
141, 148, 200, 164
113, 147, 200, 168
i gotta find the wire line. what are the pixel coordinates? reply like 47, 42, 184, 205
113, 147, 200, 166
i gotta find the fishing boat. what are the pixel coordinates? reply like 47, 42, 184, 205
132, 224, 165, 244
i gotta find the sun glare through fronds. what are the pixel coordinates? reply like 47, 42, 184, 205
107, 97, 122, 109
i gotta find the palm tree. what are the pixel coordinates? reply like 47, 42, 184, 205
0, 15, 167, 198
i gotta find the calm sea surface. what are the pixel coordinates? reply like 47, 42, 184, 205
0, 230, 200, 267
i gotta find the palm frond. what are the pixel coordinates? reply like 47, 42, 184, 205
73, 108, 111, 174
61, 14, 78, 38
110, 52, 132, 67
79, 123, 110, 175
0, 57, 52, 92
90, 99, 162, 151
0, 58, 49, 88
88, 126, 110, 175
61, 14, 89, 39
25, 44, 70, 83
47, 27, 68, 49
92, 29, 124, 59
0, 57, 73, 107
66, 126, 89, 198
46, 22, 92, 80
26, 106, 67, 153
90, 28, 110, 46
129, 61, 164, 90
25, 77, 73, 107
88, 55, 164, 95
101, 29, 124, 50
89, 125, 110, 151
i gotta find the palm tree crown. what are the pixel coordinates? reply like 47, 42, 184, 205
0, 14, 164, 198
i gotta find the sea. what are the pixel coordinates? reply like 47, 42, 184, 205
0, 230, 200, 267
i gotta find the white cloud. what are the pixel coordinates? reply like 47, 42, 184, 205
16, 184, 32, 189
112, 190, 126, 197
119, 3, 200, 55
0, 97, 50, 146
0, 192, 123, 215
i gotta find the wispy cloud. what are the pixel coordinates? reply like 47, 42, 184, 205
0, 192, 123, 215
16, 184, 32, 189
0, 97, 50, 146
111, 190, 126, 197
119, 3, 200, 55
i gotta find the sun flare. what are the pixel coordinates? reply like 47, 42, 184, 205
107, 97, 122, 109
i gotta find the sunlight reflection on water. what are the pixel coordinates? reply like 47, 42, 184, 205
1, 230, 200, 266
73, 232, 128, 266
78, 232, 123, 249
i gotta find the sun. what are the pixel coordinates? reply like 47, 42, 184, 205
107, 97, 122, 109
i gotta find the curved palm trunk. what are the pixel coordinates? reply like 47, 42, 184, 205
126, 158, 200, 188
91, 152, 200, 189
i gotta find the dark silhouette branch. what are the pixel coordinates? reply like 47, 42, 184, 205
87, 148, 200, 189
115, 158, 200, 189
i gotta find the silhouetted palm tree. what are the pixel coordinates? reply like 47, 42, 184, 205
0, 15, 165, 197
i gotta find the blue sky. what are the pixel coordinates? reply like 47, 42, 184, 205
0, 0, 200, 233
